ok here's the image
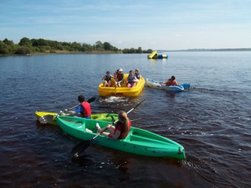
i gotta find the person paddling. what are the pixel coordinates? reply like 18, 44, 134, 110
75, 95, 92, 118
96, 111, 131, 139
164, 75, 179, 86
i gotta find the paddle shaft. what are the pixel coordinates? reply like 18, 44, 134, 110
62, 96, 96, 112
126, 99, 145, 115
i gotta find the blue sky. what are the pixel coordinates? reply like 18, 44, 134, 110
1, 0, 251, 50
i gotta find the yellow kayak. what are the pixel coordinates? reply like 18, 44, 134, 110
98, 74, 145, 97
35, 111, 118, 125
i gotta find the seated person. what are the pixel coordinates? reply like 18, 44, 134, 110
96, 111, 131, 139
135, 68, 141, 80
164, 76, 179, 86
102, 71, 113, 87
127, 70, 138, 88
114, 68, 124, 87
75, 95, 92, 118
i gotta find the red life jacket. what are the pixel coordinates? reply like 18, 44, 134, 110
114, 120, 131, 139
81, 101, 92, 118
117, 73, 124, 81
166, 79, 178, 86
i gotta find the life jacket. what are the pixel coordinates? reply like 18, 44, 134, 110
81, 101, 92, 118
166, 79, 178, 86
135, 73, 141, 79
103, 74, 112, 82
117, 73, 124, 81
114, 120, 131, 139
127, 75, 136, 84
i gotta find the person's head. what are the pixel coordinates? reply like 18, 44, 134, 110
135, 68, 139, 73
118, 111, 130, 137
78, 95, 85, 103
129, 70, 133, 75
106, 71, 110, 75
118, 111, 128, 123
171, 76, 175, 80
118, 68, 123, 74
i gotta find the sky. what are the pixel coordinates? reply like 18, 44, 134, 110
1, 0, 251, 50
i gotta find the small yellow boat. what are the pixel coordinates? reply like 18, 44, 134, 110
98, 74, 145, 97
147, 51, 168, 59
35, 111, 118, 125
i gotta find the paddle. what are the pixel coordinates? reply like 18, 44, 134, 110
71, 99, 145, 159
38, 96, 96, 124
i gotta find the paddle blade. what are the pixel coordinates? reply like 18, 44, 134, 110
87, 96, 96, 103
105, 114, 116, 125
38, 115, 55, 124
71, 140, 91, 156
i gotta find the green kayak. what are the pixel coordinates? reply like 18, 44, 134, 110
56, 115, 186, 160
35, 111, 118, 125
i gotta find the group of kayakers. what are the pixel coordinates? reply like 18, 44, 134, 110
70, 74, 178, 141
102, 68, 141, 88
69, 94, 131, 140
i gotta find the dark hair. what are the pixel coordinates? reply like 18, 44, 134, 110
78, 95, 85, 102
171, 76, 175, 80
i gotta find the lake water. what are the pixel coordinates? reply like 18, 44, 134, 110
0, 52, 250, 187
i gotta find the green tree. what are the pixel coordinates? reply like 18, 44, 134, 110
145, 49, 152, 53
103, 42, 113, 50
19, 37, 32, 47
137, 47, 142, 53
82, 43, 92, 51
31, 38, 48, 46
3, 38, 14, 46
0, 40, 9, 54
15, 46, 31, 55
71, 42, 82, 51
95, 41, 103, 50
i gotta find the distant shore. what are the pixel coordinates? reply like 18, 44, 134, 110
0, 37, 151, 56
167, 48, 251, 52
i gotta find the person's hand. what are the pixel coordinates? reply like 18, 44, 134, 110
67, 110, 76, 115
107, 124, 112, 129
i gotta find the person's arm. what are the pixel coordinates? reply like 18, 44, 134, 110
163, 80, 168, 86
98, 124, 115, 136
109, 129, 121, 139
121, 74, 125, 82
134, 76, 139, 83
73, 105, 82, 116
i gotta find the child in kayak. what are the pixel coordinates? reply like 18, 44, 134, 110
164, 76, 179, 86
75, 95, 92, 118
96, 111, 131, 139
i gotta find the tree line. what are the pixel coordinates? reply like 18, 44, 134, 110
0, 37, 152, 55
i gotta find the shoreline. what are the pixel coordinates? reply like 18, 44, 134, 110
1, 49, 251, 57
